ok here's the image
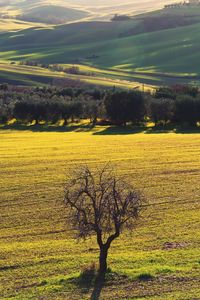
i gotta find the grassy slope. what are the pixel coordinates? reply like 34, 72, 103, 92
0, 19, 47, 32
2, 25, 200, 83
19, 5, 89, 24
0, 127, 200, 299
1, 11, 200, 86
0, 0, 176, 21
0, 62, 151, 89
1, 6, 200, 86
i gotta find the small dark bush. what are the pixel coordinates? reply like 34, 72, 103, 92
79, 263, 97, 284
39, 280, 47, 286
137, 273, 154, 281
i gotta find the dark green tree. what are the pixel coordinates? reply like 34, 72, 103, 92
104, 90, 145, 126
175, 95, 199, 126
149, 98, 175, 126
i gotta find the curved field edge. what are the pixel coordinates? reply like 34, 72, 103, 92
0, 62, 155, 89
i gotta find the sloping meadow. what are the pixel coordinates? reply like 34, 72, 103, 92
0, 128, 200, 299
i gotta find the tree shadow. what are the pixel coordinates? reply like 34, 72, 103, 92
0, 123, 95, 133
146, 125, 200, 134
93, 125, 200, 135
90, 270, 128, 300
145, 125, 175, 134
62, 272, 104, 298
93, 126, 146, 135
90, 276, 105, 300
60, 273, 95, 295
174, 126, 200, 134
1, 123, 200, 135
62, 269, 127, 300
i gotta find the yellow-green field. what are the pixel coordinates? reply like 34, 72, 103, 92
0, 19, 46, 32
0, 62, 154, 90
0, 127, 200, 299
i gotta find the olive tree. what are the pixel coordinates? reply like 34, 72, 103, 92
64, 164, 145, 277
104, 90, 145, 126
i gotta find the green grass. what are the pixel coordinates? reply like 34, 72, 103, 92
1, 5, 200, 86
0, 19, 47, 32
1, 10, 200, 86
0, 126, 200, 299
0, 62, 154, 89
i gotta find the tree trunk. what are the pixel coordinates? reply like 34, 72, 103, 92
189, 120, 197, 127
92, 117, 97, 126
63, 118, 68, 126
99, 246, 108, 276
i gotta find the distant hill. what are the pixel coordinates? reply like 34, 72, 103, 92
19, 5, 89, 24
1, 5, 200, 87
0, 0, 10, 6
0, 0, 177, 22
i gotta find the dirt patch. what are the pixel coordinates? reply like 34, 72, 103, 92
163, 241, 188, 250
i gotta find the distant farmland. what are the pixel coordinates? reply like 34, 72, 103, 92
0, 0, 177, 22
1, 5, 200, 87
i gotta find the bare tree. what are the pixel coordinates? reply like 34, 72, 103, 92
64, 164, 145, 277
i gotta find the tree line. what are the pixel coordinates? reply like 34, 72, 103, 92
18, 61, 93, 76
1, 84, 200, 127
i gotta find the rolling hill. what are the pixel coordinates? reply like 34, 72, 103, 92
1, 4, 200, 87
18, 5, 89, 24
0, 62, 149, 89
0, 0, 177, 22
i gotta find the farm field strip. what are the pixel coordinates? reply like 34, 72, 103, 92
0, 62, 154, 89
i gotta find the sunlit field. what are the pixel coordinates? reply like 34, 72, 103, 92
0, 127, 200, 299
0, 19, 46, 32
0, 0, 176, 22
1, 1, 200, 87
0, 62, 154, 89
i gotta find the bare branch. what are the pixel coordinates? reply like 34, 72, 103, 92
64, 164, 145, 244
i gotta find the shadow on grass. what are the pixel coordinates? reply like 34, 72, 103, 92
62, 271, 103, 299
174, 126, 200, 134
146, 125, 200, 134
1, 123, 200, 135
90, 276, 105, 300
93, 126, 146, 135
63, 269, 128, 300
93, 125, 200, 135
0, 123, 95, 133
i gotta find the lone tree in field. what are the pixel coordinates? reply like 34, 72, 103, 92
64, 164, 145, 277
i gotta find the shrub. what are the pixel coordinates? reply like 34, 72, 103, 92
149, 98, 175, 126
137, 273, 154, 281
175, 95, 200, 126
104, 90, 145, 126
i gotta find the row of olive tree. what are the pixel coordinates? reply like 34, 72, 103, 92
8, 90, 146, 126
12, 98, 103, 125
13, 101, 83, 125
1, 85, 200, 126
105, 90, 200, 126
148, 96, 200, 126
